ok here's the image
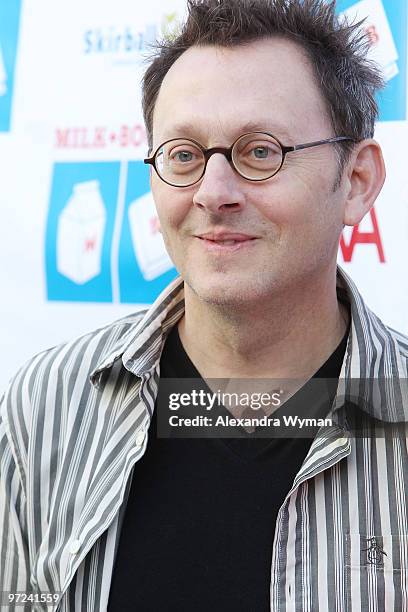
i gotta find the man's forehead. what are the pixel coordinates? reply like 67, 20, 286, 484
152, 38, 331, 145
158, 119, 294, 144
164, 37, 311, 73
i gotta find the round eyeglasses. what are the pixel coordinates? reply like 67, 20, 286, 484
144, 131, 354, 187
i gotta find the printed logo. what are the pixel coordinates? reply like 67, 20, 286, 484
83, 24, 157, 56
127, 192, 172, 282
45, 162, 177, 303
56, 180, 107, 285
338, 0, 407, 121
362, 537, 388, 566
83, 12, 182, 61
339, 207, 386, 263
0, 0, 22, 132
118, 162, 176, 304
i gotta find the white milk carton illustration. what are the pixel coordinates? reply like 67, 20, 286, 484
128, 192, 173, 280
0, 44, 7, 96
341, 0, 399, 81
57, 180, 106, 284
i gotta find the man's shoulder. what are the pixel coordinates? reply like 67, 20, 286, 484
366, 306, 408, 361
383, 321, 408, 370
386, 323, 408, 351
353, 306, 408, 418
338, 265, 408, 368
0, 309, 149, 436
17, 308, 148, 382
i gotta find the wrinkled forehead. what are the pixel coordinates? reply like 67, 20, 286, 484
152, 38, 332, 147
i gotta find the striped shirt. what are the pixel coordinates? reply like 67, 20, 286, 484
1, 265, 408, 612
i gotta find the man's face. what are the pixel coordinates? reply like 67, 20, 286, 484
151, 38, 348, 308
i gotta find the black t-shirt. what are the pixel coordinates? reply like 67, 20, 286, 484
108, 322, 348, 612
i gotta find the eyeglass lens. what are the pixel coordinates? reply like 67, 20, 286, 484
154, 133, 283, 186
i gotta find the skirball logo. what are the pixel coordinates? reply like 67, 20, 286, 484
83, 12, 182, 56
83, 25, 157, 55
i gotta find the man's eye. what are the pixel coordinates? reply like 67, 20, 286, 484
247, 144, 281, 159
251, 146, 270, 159
172, 150, 194, 162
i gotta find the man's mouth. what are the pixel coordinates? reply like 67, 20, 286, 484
199, 236, 255, 246
196, 232, 257, 243
195, 232, 258, 250
208, 239, 243, 245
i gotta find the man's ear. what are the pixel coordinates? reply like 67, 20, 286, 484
342, 139, 386, 226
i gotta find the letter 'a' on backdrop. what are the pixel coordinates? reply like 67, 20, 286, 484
0, 0, 407, 390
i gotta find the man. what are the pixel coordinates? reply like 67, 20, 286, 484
1, 0, 407, 610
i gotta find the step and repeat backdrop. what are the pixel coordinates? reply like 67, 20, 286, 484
0, 0, 407, 390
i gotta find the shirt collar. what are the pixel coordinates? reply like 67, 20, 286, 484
90, 265, 408, 423
90, 275, 185, 385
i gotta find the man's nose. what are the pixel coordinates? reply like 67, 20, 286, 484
192, 153, 245, 213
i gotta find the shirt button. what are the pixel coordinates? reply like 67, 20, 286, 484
135, 430, 146, 448
69, 539, 81, 555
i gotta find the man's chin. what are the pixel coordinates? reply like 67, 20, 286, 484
184, 277, 259, 308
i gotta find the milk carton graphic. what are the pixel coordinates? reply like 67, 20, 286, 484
128, 192, 173, 280
0, 44, 7, 96
57, 180, 106, 284
342, 0, 399, 81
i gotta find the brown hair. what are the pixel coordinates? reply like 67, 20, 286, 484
142, 0, 384, 168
